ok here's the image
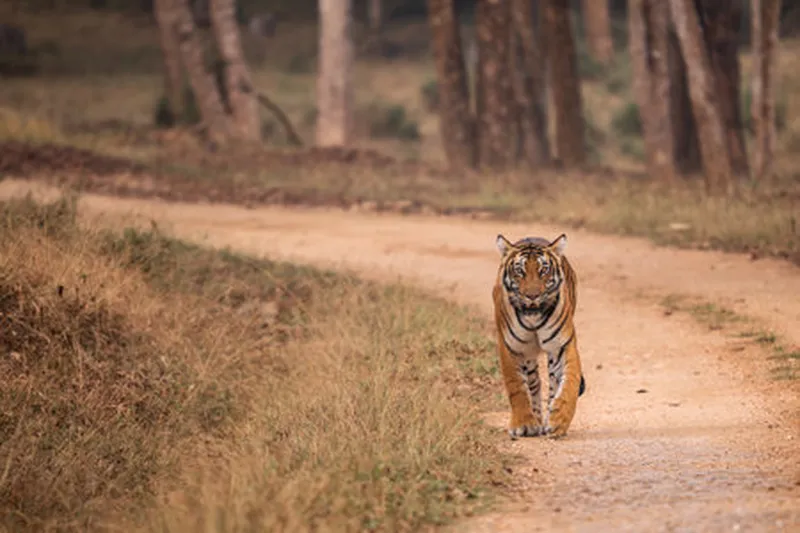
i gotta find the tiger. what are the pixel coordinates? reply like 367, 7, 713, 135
492, 233, 586, 439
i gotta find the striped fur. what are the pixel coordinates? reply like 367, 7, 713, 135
492, 233, 586, 439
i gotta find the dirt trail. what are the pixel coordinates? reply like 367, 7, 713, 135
2, 179, 798, 532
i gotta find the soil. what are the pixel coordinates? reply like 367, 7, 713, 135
1, 177, 798, 533
0, 140, 441, 210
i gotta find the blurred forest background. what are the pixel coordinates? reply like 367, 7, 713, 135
0, 0, 798, 261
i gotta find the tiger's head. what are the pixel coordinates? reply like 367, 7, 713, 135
495, 233, 568, 313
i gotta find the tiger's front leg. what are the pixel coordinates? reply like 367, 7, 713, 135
545, 335, 583, 438
520, 359, 547, 435
494, 329, 546, 439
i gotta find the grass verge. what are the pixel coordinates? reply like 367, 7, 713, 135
0, 194, 511, 532
660, 294, 799, 381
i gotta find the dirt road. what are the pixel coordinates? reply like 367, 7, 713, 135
2, 178, 798, 532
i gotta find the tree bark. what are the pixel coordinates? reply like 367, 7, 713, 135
628, 0, 675, 182
699, 0, 749, 177
667, 27, 702, 175
543, 0, 586, 167
153, 0, 184, 120
170, 0, 233, 143
210, 0, 260, 142
368, 0, 382, 34
475, 0, 515, 170
510, 0, 550, 167
427, 0, 476, 169
669, 0, 733, 194
750, 0, 782, 182
316, 0, 354, 147
581, 0, 614, 64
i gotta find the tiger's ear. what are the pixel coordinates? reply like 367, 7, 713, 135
548, 234, 568, 255
496, 234, 514, 257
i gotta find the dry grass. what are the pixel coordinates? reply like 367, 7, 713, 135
0, 9, 798, 264
0, 195, 510, 532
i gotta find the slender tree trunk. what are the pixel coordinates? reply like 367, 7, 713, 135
667, 27, 701, 175
544, 0, 585, 167
170, 0, 233, 143
210, 0, 260, 142
750, 0, 782, 182
699, 0, 749, 177
368, 0, 382, 33
669, 0, 733, 194
510, 0, 550, 167
628, 0, 675, 182
427, 0, 476, 169
154, 0, 184, 120
316, 0, 354, 147
581, 0, 614, 64
475, 0, 515, 170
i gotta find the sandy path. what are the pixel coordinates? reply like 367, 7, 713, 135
2, 179, 798, 532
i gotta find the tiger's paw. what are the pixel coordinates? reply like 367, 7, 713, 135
508, 423, 548, 440
543, 425, 569, 439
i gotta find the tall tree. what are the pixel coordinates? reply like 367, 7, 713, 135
544, 0, 585, 167
427, 0, 476, 169
581, 0, 614, 64
700, 1, 749, 177
316, 0, 354, 147
368, 0, 382, 34
750, 0, 783, 182
669, 0, 733, 194
168, 0, 234, 143
153, 0, 184, 120
475, 0, 515, 170
667, 28, 702, 175
210, 0, 260, 141
628, 0, 674, 182
510, 0, 550, 167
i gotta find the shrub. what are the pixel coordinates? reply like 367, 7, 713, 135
611, 101, 643, 137
421, 79, 439, 112
367, 103, 421, 141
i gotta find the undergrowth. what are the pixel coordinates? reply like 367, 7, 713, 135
0, 195, 510, 532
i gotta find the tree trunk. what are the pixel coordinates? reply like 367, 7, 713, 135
669, 0, 733, 194
427, 0, 476, 169
667, 27, 702, 175
510, 0, 550, 167
170, 0, 233, 143
316, 0, 354, 147
368, 0, 382, 34
153, 0, 184, 120
628, 0, 675, 182
475, 0, 515, 170
581, 0, 614, 64
750, 0, 782, 182
699, 0, 749, 177
544, 0, 585, 167
210, 0, 260, 142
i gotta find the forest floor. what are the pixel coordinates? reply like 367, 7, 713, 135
2, 177, 798, 532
